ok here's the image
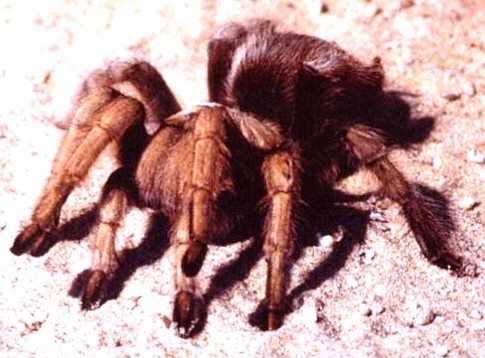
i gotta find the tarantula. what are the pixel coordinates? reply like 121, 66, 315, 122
11, 20, 463, 337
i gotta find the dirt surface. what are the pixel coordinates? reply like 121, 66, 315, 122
1, 1, 484, 357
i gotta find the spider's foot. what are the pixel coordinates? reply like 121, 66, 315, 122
80, 270, 109, 310
431, 252, 463, 273
432, 253, 478, 277
267, 309, 283, 331
11, 224, 56, 257
249, 302, 286, 331
173, 290, 205, 338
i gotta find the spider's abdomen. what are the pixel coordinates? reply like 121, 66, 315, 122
220, 30, 384, 139
223, 32, 311, 129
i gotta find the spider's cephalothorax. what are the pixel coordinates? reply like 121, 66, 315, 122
11, 20, 463, 337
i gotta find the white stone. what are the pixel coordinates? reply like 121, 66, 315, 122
318, 235, 334, 248
434, 344, 449, 357
458, 196, 478, 210
359, 303, 372, 317
371, 302, 384, 315
471, 320, 485, 331
365, 249, 376, 263
370, 211, 386, 222
432, 155, 442, 169
462, 81, 476, 97
404, 299, 435, 327
469, 308, 483, 320
466, 150, 485, 164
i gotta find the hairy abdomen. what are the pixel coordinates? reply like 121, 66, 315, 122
222, 31, 384, 139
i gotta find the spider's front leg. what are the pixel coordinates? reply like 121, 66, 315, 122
261, 149, 300, 330
138, 105, 236, 337
11, 89, 143, 256
346, 124, 463, 273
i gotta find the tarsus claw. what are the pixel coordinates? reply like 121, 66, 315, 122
81, 270, 108, 310
11, 224, 43, 256
173, 291, 205, 338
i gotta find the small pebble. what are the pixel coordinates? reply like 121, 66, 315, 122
370, 211, 386, 222
364, 249, 376, 264
366, 249, 376, 260
469, 308, 482, 320
466, 150, 485, 164
364, 4, 381, 18
399, 0, 415, 9
415, 312, 435, 326
300, 298, 319, 325
320, 2, 329, 13
359, 303, 372, 317
347, 276, 359, 289
415, 310, 434, 326
479, 169, 485, 181
374, 284, 387, 297
315, 299, 326, 323
443, 92, 461, 101
434, 344, 449, 357
161, 315, 171, 329
318, 234, 334, 248
443, 319, 461, 334
471, 320, 485, 331
434, 315, 446, 324
432, 155, 442, 169
462, 81, 476, 97
0, 123, 7, 139
458, 196, 479, 210
405, 300, 435, 327
371, 302, 384, 315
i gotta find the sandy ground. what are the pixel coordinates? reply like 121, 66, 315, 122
0, 0, 484, 357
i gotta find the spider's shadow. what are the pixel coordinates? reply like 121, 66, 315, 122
68, 213, 170, 301
196, 193, 371, 331
51, 190, 370, 333
41, 90, 446, 334
27, 206, 99, 257
374, 90, 435, 147
203, 89, 440, 330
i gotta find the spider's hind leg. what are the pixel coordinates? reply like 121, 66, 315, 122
12, 61, 179, 257
77, 167, 136, 309
346, 124, 462, 273
11, 89, 143, 256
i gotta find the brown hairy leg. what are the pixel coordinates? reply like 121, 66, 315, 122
166, 105, 285, 336
183, 106, 234, 277
80, 170, 129, 309
136, 106, 234, 337
175, 106, 234, 337
11, 90, 143, 256
346, 124, 462, 272
171, 201, 206, 338
262, 149, 300, 330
